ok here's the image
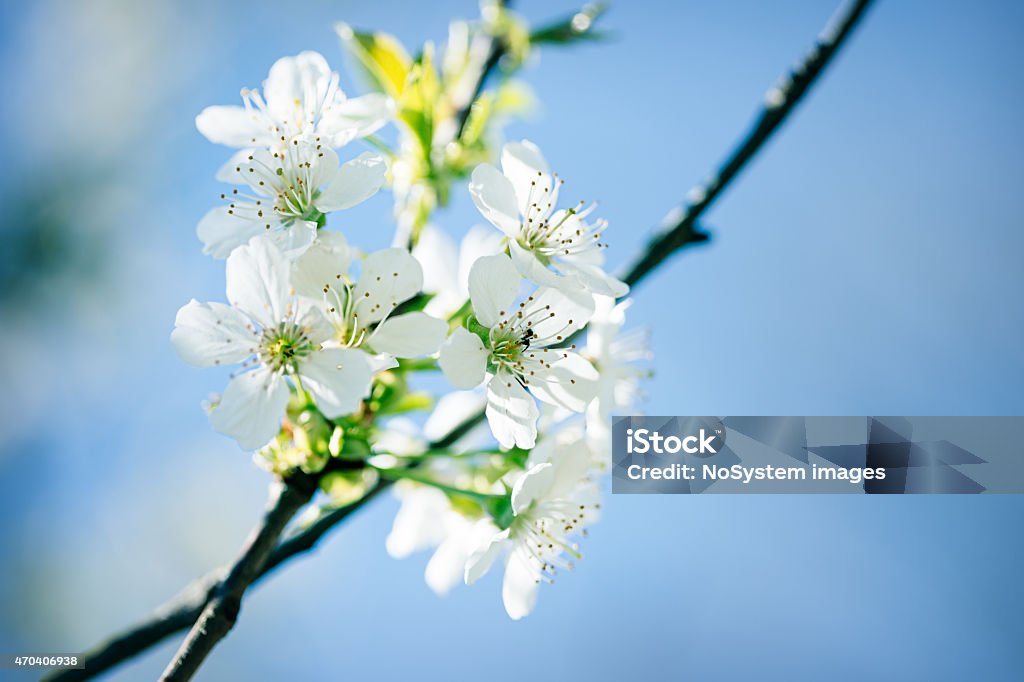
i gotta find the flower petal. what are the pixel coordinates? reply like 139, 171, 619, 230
501, 140, 551, 217
559, 259, 630, 298
502, 549, 542, 620
508, 239, 565, 289
427, 518, 497, 596
353, 248, 424, 324
486, 371, 539, 449
371, 312, 447, 357
215, 149, 256, 184
469, 163, 521, 237
386, 485, 451, 559
320, 93, 393, 147
521, 285, 595, 344
291, 231, 353, 299
171, 299, 256, 368
195, 105, 270, 148
315, 152, 387, 212
510, 462, 555, 515
464, 525, 510, 585
225, 237, 291, 328
196, 206, 265, 260
263, 51, 332, 125
525, 350, 600, 413
439, 327, 488, 389
467, 254, 520, 327
299, 347, 375, 419
210, 367, 289, 450
267, 220, 317, 259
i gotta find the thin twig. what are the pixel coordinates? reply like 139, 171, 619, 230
44, 412, 486, 682
46, 1, 872, 678
620, 0, 873, 287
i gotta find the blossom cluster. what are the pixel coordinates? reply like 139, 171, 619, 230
172, 8, 649, 620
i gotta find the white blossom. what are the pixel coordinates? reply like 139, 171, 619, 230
198, 142, 387, 259
464, 436, 600, 619
584, 295, 651, 467
387, 483, 498, 596
293, 233, 448, 360
171, 237, 381, 449
438, 253, 599, 449
412, 224, 504, 318
469, 140, 628, 297
195, 51, 391, 150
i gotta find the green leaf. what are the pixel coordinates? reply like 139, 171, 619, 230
337, 23, 412, 98
530, 3, 609, 45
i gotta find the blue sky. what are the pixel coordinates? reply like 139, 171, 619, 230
0, 1, 1021, 679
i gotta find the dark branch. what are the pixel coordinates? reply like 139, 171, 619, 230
158, 478, 316, 681
620, 0, 873, 288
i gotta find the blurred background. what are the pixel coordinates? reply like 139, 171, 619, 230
1, 0, 1022, 679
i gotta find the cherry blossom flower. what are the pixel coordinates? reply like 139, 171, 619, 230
198, 142, 387, 259
464, 436, 600, 619
469, 140, 628, 297
292, 233, 447, 360
171, 237, 380, 449
195, 51, 391, 150
438, 253, 599, 448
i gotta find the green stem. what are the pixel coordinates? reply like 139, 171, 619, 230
372, 466, 499, 503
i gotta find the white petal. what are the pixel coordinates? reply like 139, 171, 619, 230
267, 220, 317, 259
423, 390, 488, 444
315, 152, 387, 212
413, 226, 461, 316
368, 353, 400, 374
353, 248, 424, 324
526, 351, 600, 413
426, 518, 497, 596
464, 526, 510, 585
439, 327, 488, 389
469, 164, 521, 237
467, 254, 520, 327
457, 226, 506, 298
486, 372, 539, 449
195, 105, 270, 148
171, 299, 256, 368
521, 286, 595, 343
225, 237, 291, 328
299, 348, 375, 419
215, 149, 255, 184
264, 51, 332, 125
210, 367, 289, 450
291, 231, 353, 299
320, 93, 393, 146
386, 485, 451, 559
196, 206, 265, 260
502, 549, 542, 620
501, 140, 551, 217
510, 462, 555, 515
370, 312, 447, 357
508, 239, 565, 289
559, 259, 630, 298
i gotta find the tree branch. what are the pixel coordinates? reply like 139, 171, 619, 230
620, 0, 873, 288
158, 476, 317, 681
46, 1, 872, 678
